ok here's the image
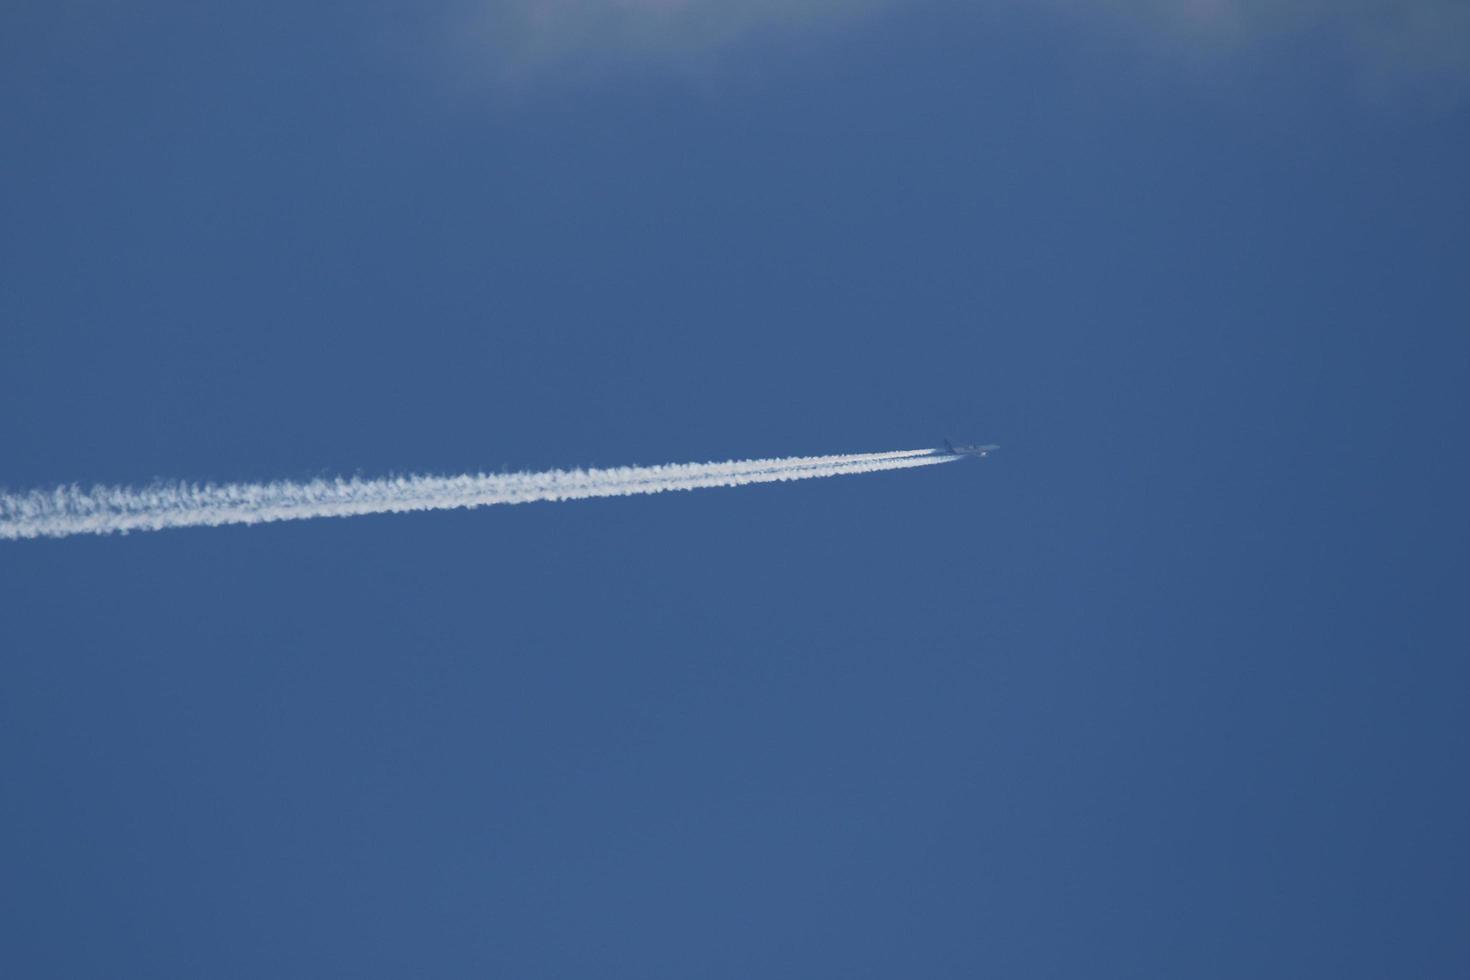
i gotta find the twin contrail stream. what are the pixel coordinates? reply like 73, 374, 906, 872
0, 448, 957, 540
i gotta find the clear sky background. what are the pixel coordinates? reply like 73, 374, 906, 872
3, 2, 1468, 976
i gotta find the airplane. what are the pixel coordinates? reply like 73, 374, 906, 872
943, 440, 999, 458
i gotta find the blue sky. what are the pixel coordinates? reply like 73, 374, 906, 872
3, 2, 1468, 976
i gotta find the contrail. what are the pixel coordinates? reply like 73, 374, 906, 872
0, 448, 957, 540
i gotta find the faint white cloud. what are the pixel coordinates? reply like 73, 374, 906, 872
1058, 0, 1470, 80
445, 0, 1470, 85
450, 0, 892, 80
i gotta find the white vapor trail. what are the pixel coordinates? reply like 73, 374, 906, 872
0, 448, 957, 540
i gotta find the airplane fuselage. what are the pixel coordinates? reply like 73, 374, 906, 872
944, 441, 999, 458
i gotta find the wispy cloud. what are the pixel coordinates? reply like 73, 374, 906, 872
0, 448, 956, 540
445, 0, 1469, 85
450, 0, 892, 80
1072, 0, 1470, 77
